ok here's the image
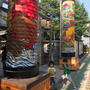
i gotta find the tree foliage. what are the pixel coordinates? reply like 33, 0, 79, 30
75, 0, 90, 40
39, 0, 90, 40
39, 0, 60, 40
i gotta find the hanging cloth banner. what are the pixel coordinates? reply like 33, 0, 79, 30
61, 0, 75, 55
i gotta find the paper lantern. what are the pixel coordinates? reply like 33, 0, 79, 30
46, 21, 52, 29
7, 0, 39, 69
41, 19, 47, 28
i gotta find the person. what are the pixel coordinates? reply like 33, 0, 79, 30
61, 58, 77, 90
48, 61, 57, 89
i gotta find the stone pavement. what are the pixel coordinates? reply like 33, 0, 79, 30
79, 62, 90, 90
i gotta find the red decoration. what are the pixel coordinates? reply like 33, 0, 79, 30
10, 33, 16, 38
49, 21, 52, 28
10, 0, 38, 49
13, 29, 17, 33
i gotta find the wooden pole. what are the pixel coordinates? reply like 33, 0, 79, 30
60, 0, 62, 58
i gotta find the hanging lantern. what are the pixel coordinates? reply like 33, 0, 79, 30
6, 0, 39, 78
41, 19, 47, 28
38, 17, 42, 25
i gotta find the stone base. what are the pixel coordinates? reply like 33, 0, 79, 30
0, 72, 51, 90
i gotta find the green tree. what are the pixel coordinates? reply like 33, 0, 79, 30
39, 0, 60, 40
39, 0, 90, 40
75, 0, 90, 40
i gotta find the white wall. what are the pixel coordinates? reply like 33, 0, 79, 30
82, 36, 89, 47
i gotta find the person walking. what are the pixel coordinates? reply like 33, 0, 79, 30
61, 58, 77, 90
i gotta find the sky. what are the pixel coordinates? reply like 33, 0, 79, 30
79, 0, 90, 18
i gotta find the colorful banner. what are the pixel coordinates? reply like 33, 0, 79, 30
61, 0, 75, 53
7, 0, 38, 69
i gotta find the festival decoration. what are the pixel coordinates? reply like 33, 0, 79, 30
7, 0, 38, 69
61, 0, 75, 53
38, 17, 52, 29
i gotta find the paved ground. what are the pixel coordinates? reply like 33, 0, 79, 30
79, 64, 90, 90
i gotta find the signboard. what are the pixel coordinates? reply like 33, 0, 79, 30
61, 0, 75, 54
